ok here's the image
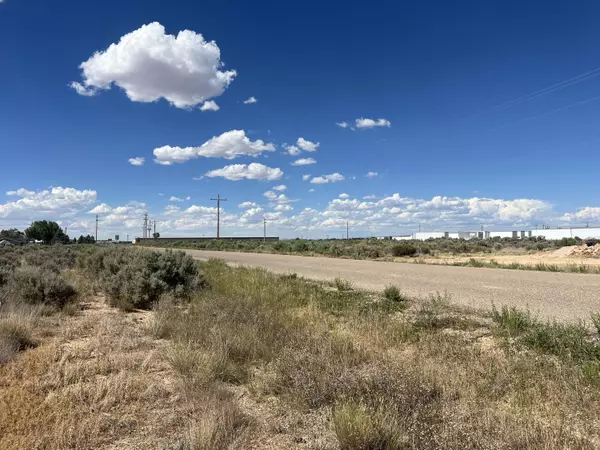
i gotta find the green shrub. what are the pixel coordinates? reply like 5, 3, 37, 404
391, 244, 417, 257
8, 268, 77, 308
383, 285, 405, 302
83, 247, 206, 310
491, 305, 534, 333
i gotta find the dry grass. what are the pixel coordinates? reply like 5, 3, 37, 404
0, 296, 190, 449
149, 259, 600, 448
3, 251, 600, 448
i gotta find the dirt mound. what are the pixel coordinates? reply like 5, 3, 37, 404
564, 244, 600, 258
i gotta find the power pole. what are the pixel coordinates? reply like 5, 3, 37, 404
346, 221, 349, 240
210, 194, 228, 239
263, 217, 267, 242
147, 220, 152, 239
142, 212, 148, 239
95, 215, 99, 242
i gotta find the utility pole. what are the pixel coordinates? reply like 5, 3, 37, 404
346, 221, 349, 240
147, 220, 152, 239
95, 215, 99, 242
418, 223, 421, 233
210, 194, 227, 239
142, 212, 148, 239
263, 217, 267, 242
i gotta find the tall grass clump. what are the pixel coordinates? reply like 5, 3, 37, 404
383, 285, 405, 302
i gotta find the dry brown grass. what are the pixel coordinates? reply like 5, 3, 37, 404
150, 259, 600, 449
3, 252, 600, 448
0, 296, 190, 449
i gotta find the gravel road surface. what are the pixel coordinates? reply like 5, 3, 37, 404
155, 249, 600, 321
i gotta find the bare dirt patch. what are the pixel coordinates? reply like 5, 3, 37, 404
414, 246, 600, 268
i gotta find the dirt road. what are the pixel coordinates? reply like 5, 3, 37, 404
156, 249, 600, 321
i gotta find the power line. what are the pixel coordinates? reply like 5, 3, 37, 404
495, 66, 600, 110
210, 194, 228, 239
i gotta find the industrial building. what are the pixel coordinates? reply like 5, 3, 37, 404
388, 226, 600, 241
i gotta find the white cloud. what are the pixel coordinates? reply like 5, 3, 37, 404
264, 191, 291, 206
283, 144, 301, 156
292, 158, 316, 166
355, 118, 391, 129
70, 22, 236, 109
273, 184, 287, 192
88, 203, 112, 214
243, 96, 257, 104
336, 122, 349, 128
200, 100, 220, 111
6, 189, 35, 197
363, 195, 379, 200
309, 188, 315, 192
297, 137, 320, 152
70, 82, 96, 97
366, 171, 379, 178
302, 174, 311, 181
562, 207, 600, 223
192, 176, 204, 181
0, 187, 97, 218
275, 204, 294, 212
128, 157, 145, 166
310, 173, 345, 184
238, 201, 257, 209
153, 130, 275, 165
240, 207, 264, 223
339, 193, 349, 199
169, 196, 184, 202
205, 163, 283, 181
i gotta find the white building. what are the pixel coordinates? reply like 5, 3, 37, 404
385, 226, 600, 241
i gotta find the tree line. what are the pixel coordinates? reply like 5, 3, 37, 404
0, 221, 95, 245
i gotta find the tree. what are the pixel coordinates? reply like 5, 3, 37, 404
153, 232, 160, 239
77, 234, 96, 244
25, 221, 66, 244
0, 228, 25, 239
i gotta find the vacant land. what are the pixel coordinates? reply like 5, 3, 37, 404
146, 237, 600, 273
3, 245, 600, 448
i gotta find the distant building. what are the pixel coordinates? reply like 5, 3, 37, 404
385, 226, 600, 241
0, 237, 27, 246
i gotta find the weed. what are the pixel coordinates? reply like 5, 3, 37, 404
491, 304, 535, 334
383, 285, 405, 302
333, 277, 353, 292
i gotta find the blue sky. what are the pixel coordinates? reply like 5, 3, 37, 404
1, 0, 600, 239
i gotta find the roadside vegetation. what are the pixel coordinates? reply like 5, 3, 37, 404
144, 235, 584, 258
3, 244, 600, 448
448, 257, 600, 274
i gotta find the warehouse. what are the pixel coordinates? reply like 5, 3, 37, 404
388, 226, 600, 241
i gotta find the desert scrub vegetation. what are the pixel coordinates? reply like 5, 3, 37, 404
77, 246, 205, 310
148, 259, 600, 448
0, 245, 84, 365
146, 235, 586, 262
